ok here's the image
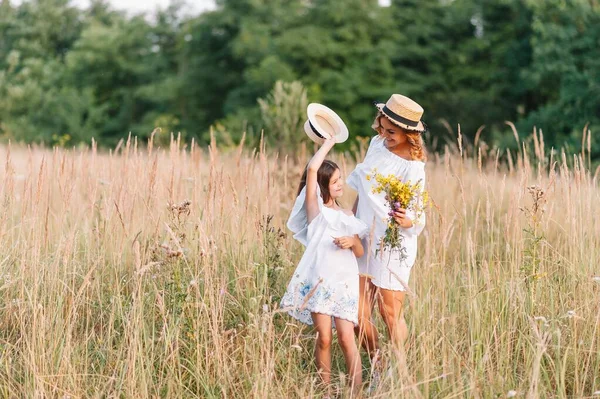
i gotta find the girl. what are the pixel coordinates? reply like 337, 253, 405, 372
281, 136, 368, 396
347, 94, 427, 381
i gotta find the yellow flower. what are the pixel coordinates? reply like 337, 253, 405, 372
368, 171, 428, 253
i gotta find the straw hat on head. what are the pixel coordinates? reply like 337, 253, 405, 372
373, 94, 426, 133
303, 103, 349, 144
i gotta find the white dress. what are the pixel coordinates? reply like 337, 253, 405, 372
346, 136, 426, 291
281, 187, 369, 326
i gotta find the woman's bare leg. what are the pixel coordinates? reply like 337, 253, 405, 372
354, 275, 379, 359
377, 289, 408, 350
335, 318, 362, 395
311, 313, 333, 393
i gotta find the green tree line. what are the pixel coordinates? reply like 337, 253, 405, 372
0, 0, 598, 155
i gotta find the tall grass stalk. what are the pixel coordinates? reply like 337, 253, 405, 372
0, 129, 598, 397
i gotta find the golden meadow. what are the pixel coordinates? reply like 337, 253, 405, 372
0, 128, 598, 398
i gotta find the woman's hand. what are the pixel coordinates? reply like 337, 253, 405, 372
392, 208, 413, 228
333, 236, 358, 250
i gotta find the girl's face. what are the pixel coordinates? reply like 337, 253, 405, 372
328, 168, 344, 200
379, 117, 408, 150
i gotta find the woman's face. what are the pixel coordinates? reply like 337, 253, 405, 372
328, 168, 344, 199
378, 117, 408, 149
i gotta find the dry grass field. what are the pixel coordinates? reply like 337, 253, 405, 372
0, 130, 599, 398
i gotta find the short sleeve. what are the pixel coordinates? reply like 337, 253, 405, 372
347, 136, 381, 191
367, 135, 379, 152
401, 164, 426, 237
287, 186, 325, 246
347, 216, 369, 239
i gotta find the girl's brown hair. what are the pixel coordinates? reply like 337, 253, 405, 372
297, 160, 340, 205
372, 115, 427, 162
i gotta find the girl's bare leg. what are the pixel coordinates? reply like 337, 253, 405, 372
334, 318, 362, 395
354, 275, 379, 360
311, 313, 333, 393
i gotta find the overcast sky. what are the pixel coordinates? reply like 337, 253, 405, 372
12, 0, 216, 16
12, 0, 391, 16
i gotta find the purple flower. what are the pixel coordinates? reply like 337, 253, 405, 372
393, 202, 401, 210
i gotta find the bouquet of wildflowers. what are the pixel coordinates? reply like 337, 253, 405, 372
367, 170, 428, 257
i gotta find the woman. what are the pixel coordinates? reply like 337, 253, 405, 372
346, 94, 427, 367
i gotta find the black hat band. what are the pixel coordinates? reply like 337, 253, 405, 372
309, 121, 326, 139
374, 101, 420, 127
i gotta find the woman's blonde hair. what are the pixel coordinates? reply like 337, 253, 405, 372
372, 114, 427, 162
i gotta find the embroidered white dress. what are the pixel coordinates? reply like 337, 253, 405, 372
346, 136, 426, 291
281, 187, 369, 326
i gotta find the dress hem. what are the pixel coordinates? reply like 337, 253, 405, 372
282, 306, 359, 327
358, 274, 409, 292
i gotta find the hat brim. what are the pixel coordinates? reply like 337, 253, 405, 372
374, 103, 425, 133
306, 103, 349, 144
304, 120, 326, 144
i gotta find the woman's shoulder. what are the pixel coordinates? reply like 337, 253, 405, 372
370, 141, 426, 168
400, 159, 426, 179
368, 135, 384, 149
406, 158, 426, 168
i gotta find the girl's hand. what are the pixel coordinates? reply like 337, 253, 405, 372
392, 208, 413, 228
322, 136, 336, 147
333, 236, 356, 250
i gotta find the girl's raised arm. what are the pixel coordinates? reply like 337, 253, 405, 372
305, 137, 336, 223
